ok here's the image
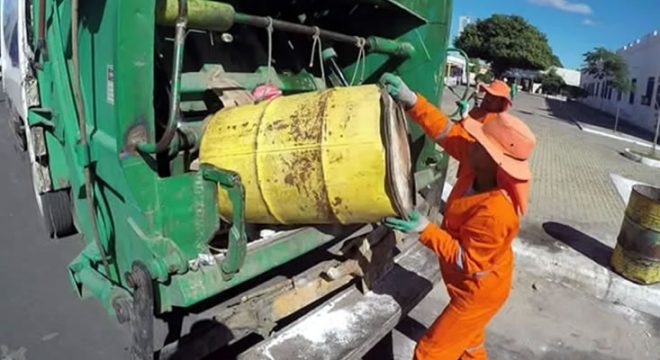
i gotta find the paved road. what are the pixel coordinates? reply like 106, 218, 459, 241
0, 97, 129, 359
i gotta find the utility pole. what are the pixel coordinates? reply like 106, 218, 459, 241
614, 106, 620, 133
652, 108, 660, 156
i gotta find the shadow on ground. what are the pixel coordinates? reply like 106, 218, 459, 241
544, 98, 658, 145
542, 222, 613, 268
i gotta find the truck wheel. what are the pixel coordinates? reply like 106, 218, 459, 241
41, 190, 76, 238
7, 103, 27, 152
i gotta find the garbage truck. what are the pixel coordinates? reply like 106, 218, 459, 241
2, 0, 457, 358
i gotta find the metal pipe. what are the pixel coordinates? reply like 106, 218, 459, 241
156, 0, 234, 32
138, 0, 188, 154
37, 0, 48, 61
234, 13, 362, 45
72, 0, 111, 278
157, 0, 414, 58
233, 13, 414, 58
322, 48, 349, 86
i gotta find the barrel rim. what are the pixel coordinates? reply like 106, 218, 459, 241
381, 88, 414, 217
631, 184, 660, 202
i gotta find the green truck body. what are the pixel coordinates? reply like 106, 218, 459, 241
3, 0, 453, 357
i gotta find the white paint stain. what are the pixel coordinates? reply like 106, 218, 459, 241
1, 345, 27, 360
259, 291, 399, 360
40, 332, 59, 342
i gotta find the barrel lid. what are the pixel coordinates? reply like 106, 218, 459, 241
381, 90, 414, 217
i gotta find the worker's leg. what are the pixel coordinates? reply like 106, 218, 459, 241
413, 304, 488, 360
460, 330, 487, 360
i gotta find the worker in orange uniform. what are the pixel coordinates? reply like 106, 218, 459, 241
455, 80, 514, 179
380, 73, 536, 360
469, 79, 513, 124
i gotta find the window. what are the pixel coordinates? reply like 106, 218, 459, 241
608, 85, 613, 100
617, 89, 623, 102
595, 82, 600, 97
655, 76, 660, 109
642, 77, 655, 106
629, 79, 637, 104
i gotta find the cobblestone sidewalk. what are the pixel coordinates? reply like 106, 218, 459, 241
440, 90, 659, 249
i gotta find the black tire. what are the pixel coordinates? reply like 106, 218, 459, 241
7, 104, 27, 153
41, 190, 77, 238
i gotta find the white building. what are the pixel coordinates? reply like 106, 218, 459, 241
580, 30, 660, 132
554, 67, 581, 87
505, 67, 581, 93
458, 16, 472, 36
445, 54, 467, 86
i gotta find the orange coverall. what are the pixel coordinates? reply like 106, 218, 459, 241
408, 95, 520, 360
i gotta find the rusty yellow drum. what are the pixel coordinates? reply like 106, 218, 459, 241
199, 85, 413, 224
611, 185, 660, 284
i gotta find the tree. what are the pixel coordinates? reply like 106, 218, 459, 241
551, 54, 563, 68
563, 85, 589, 100
582, 47, 630, 130
535, 68, 565, 95
468, 58, 481, 74
455, 15, 559, 78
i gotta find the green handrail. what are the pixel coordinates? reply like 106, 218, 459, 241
445, 47, 476, 119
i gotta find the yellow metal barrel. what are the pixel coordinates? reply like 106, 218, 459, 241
611, 185, 660, 284
199, 85, 413, 224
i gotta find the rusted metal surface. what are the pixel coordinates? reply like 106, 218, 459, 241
200, 85, 411, 224
612, 185, 660, 284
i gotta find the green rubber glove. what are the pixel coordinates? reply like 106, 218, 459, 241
379, 73, 417, 109
384, 210, 430, 234
456, 99, 470, 119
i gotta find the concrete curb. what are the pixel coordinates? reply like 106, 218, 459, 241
622, 148, 660, 168
513, 239, 660, 318
580, 126, 654, 149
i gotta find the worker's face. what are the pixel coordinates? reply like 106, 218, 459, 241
480, 93, 509, 113
469, 142, 498, 176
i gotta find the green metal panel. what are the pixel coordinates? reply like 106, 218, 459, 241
30, 0, 454, 318
161, 226, 350, 310
342, 2, 452, 173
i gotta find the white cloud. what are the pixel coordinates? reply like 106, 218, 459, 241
529, 0, 593, 15
582, 18, 597, 26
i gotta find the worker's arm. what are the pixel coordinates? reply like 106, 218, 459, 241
379, 73, 473, 162
418, 198, 518, 275
407, 95, 473, 163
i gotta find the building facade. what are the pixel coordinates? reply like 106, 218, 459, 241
445, 54, 467, 86
580, 30, 660, 132
554, 68, 581, 87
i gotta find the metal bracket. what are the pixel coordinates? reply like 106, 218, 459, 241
28, 107, 55, 128
200, 164, 247, 280
75, 142, 92, 168
323, 225, 396, 293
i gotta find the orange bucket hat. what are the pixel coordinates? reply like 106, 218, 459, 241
463, 113, 536, 181
480, 80, 512, 105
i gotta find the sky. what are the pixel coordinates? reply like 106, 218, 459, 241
449, 0, 660, 70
